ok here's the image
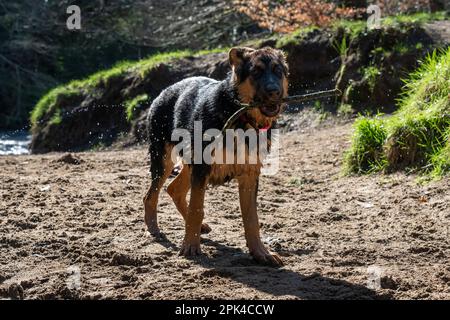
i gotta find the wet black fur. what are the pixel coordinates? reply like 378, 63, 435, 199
147, 74, 246, 187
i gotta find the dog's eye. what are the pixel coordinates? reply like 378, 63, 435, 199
273, 65, 283, 78
251, 67, 262, 77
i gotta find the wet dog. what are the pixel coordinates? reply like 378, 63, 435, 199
144, 47, 289, 266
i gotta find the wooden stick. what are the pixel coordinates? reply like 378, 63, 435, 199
281, 88, 341, 104
222, 88, 341, 132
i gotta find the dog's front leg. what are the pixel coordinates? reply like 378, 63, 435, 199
238, 175, 283, 267
179, 175, 207, 256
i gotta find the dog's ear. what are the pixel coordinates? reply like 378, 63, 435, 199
229, 47, 254, 69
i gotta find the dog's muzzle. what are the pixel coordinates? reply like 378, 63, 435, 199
260, 104, 281, 117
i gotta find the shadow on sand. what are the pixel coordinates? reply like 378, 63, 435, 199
154, 234, 392, 300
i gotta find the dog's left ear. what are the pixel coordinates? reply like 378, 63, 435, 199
229, 47, 254, 69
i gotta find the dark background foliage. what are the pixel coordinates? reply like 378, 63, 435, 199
0, 0, 448, 130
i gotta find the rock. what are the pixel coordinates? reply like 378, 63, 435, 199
380, 276, 398, 290
55, 153, 83, 165
110, 252, 152, 267
8, 283, 24, 300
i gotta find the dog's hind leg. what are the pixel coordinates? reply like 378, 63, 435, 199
167, 165, 211, 234
144, 144, 174, 236
179, 170, 208, 256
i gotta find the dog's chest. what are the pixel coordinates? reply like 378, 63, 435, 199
208, 162, 262, 185
207, 142, 263, 185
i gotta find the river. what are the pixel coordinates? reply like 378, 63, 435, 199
0, 130, 31, 155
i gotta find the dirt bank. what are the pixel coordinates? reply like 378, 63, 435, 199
0, 123, 449, 299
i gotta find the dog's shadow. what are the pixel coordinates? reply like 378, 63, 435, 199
155, 235, 392, 300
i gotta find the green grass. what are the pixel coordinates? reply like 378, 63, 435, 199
73, 50, 194, 87
313, 100, 324, 112
276, 26, 319, 47
337, 103, 354, 117
332, 19, 367, 39
430, 129, 450, 178
391, 42, 426, 55
124, 94, 150, 122
333, 11, 447, 39
49, 109, 62, 126
383, 11, 447, 26
30, 48, 227, 128
345, 47, 450, 178
362, 66, 381, 92
393, 43, 410, 54
345, 115, 388, 174
333, 35, 350, 58
30, 86, 80, 127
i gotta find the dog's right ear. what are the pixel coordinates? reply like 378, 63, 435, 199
229, 47, 254, 69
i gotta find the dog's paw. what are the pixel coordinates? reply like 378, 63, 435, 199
251, 248, 284, 267
179, 241, 202, 256
147, 225, 161, 236
200, 223, 212, 234
150, 231, 167, 242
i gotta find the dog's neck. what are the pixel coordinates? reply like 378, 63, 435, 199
220, 74, 242, 108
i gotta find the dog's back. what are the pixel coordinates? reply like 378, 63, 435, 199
146, 76, 216, 177
147, 76, 219, 142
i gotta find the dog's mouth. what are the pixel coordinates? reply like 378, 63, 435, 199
259, 104, 281, 117
252, 96, 282, 117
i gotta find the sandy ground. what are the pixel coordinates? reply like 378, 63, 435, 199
0, 122, 449, 300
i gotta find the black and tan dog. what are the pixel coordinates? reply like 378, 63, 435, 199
144, 47, 289, 266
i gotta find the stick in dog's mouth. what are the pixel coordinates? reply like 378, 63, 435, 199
223, 88, 342, 132
259, 88, 343, 116
259, 104, 281, 117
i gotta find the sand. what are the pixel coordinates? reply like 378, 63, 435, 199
1, 123, 449, 299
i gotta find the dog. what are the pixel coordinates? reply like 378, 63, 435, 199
143, 47, 289, 266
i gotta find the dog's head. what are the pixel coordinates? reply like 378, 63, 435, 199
229, 46, 289, 127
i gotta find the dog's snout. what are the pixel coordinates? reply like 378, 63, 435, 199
265, 83, 281, 97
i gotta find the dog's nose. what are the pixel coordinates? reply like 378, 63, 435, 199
265, 84, 281, 97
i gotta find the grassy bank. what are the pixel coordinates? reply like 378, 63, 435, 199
30, 49, 226, 129
345, 47, 450, 178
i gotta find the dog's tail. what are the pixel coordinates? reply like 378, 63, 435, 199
146, 95, 176, 178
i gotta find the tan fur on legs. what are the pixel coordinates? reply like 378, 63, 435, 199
167, 164, 190, 219
143, 144, 174, 235
179, 178, 207, 256
167, 165, 211, 234
237, 175, 283, 266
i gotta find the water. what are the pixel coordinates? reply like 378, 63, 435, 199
0, 130, 31, 155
